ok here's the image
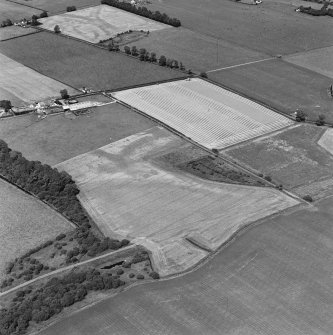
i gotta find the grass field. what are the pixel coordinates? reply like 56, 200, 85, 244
56, 126, 298, 276
0, 32, 183, 91
285, 46, 333, 80
224, 124, 333, 198
125, 27, 267, 72
38, 196, 333, 335
39, 5, 169, 43
318, 128, 333, 155
210, 59, 333, 122
0, 102, 155, 165
0, 178, 72, 281
0, 0, 42, 21
0, 52, 77, 106
147, 0, 333, 55
114, 78, 293, 150
0, 26, 39, 41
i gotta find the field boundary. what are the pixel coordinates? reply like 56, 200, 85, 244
0, 29, 41, 42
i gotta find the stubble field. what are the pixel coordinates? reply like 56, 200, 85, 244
39, 5, 169, 43
224, 124, 333, 199
0, 53, 77, 106
56, 126, 298, 276
0, 32, 183, 91
0, 102, 156, 165
0, 178, 72, 281
38, 197, 333, 335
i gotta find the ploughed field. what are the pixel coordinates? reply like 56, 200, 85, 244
56, 126, 298, 276
38, 197, 333, 335
0, 102, 156, 166
0, 53, 77, 106
0, 32, 183, 91
113, 78, 293, 150
39, 5, 169, 43
0, 178, 72, 281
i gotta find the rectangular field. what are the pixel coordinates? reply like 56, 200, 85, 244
224, 124, 333, 199
0, 26, 39, 41
0, 53, 77, 106
0, 0, 42, 21
147, 0, 333, 55
113, 78, 293, 150
125, 27, 267, 72
0, 102, 155, 165
210, 59, 333, 122
39, 5, 169, 43
0, 178, 72, 281
56, 126, 298, 276
0, 32, 183, 91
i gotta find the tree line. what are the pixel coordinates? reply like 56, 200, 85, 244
0, 140, 90, 228
299, 3, 333, 16
101, 0, 181, 27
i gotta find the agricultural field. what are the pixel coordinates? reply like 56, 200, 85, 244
209, 59, 333, 122
125, 27, 267, 72
285, 46, 333, 80
0, 178, 72, 281
147, 0, 333, 55
318, 128, 333, 155
39, 5, 169, 43
56, 126, 298, 276
0, 32, 183, 91
0, 53, 77, 106
0, 102, 155, 165
0, 0, 42, 21
39, 196, 333, 335
10, 0, 100, 14
0, 26, 39, 41
113, 78, 293, 150
224, 124, 333, 199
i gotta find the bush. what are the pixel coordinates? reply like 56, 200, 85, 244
124, 46, 131, 54
116, 268, 124, 275
316, 114, 326, 126
149, 271, 160, 280
264, 175, 272, 182
200, 72, 208, 78
136, 274, 144, 280
54, 25, 61, 33
56, 233, 66, 241
303, 195, 313, 202
66, 6, 76, 11
129, 273, 135, 278
40, 11, 48, 18
60, 89, 69, 99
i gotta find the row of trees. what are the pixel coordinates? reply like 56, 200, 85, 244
101, 0, 181, 27
299, 3, 333, 16
122, 45, 186, 70
0, 269, 125, 334
0, 140, 90, 227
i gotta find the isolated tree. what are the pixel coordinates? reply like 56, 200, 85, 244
54, 24, 61, 33
0, 100, 12, 112
60, 89, 69, 99
124, 45, 131, 54
295, 110, 306, 122
316, 114, 326, 126
31, 15, 39, 26
39, 11, 48, 18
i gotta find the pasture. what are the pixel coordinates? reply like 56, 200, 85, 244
56, 126, 298, 276
147, 0, 333, 55
125, 27, 267, 72
0, 0, 42, 21
224, 124, 333, 199
39, 5, 169, 43
210, 59, 333, 122
0, 102, 155, 165
39, 197, 333, 335
0, 26, 39, 41
0, 178, 72, 281
285, 46, 333, 80
0, 53, 77, 106
0, 32, 183, 91
113, 78, 293, 150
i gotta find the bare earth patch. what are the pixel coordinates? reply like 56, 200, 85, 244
39, 5, 168, 43
0, 179, 73, 281
56, 126, 298, 276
